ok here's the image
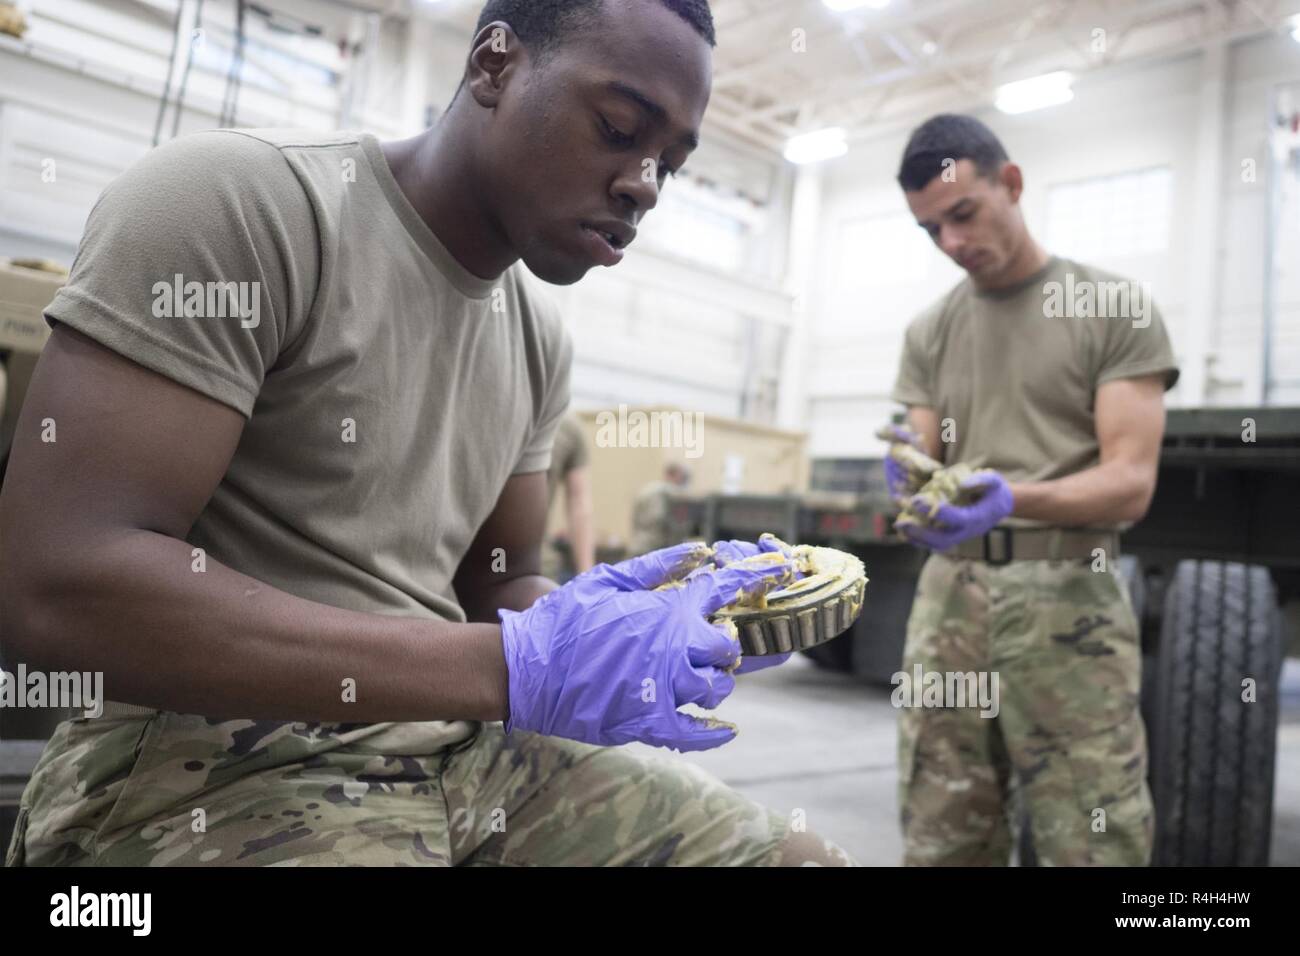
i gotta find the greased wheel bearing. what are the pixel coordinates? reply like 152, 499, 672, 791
705, 538, 868, 657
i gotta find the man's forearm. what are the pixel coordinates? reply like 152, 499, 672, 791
1009, 460, 1155, 527
569, 507, 597, 572
5, 529, 509, 723
459, 573, 558, 623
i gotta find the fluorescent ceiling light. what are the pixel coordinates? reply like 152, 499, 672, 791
784, 128, 848, 165
822, 0, 891, 11
995, 71, 1075, 114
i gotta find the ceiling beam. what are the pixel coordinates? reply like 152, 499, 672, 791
842, 3, 1296, 146
713, 0, 983, 91
740, 0, 1231, 130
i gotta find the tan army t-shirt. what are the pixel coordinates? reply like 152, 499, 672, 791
630, 480, 675, 555
891, 255, 1179, 529
46, 129, 573, 629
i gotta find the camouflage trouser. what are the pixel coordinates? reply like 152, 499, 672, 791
898, 552, 1153, 866
7, 714, 854, 867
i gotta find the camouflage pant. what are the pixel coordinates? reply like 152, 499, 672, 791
898, 552, 1153, 866
7, 714, 854, 867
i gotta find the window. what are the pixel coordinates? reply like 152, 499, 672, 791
1046, 166, 1172, 259
636, 175, 757, 275
835, 212, 933, 290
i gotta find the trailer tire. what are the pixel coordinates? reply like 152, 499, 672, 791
1149, 560, 1283, 866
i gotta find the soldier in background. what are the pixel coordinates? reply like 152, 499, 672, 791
630, 462, 690, 556
543, 412, 596, 581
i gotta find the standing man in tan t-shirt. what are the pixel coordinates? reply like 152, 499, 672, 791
887, 114, 1179, 866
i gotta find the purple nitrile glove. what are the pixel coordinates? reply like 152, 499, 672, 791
732, 650, 793, 675
699, 536, 797, 674
882, 424, 924, 504
900, 471, 1015, 552
708, 536, 791, 567
500, 542, 793, 752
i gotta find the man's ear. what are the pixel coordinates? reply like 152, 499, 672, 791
465, 21, 523, 108
999, 162, 1025, 203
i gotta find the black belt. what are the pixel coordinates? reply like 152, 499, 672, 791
949, 528, 1121, 565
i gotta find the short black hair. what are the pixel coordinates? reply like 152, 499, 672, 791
473, 0, 717, 57
897, 114, 1009, 192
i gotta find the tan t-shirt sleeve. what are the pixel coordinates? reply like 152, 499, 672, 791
891, 308, 937, 407
1094, 299, 1181, 392
513, 320, 573, 476
44, 130, 319, 418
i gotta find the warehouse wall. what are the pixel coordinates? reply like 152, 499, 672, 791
0, 0, 415, 259
1222, 38, 1300, 406
800, 32, 1300, 460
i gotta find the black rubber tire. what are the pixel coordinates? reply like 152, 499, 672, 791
1149, 560, 1283, 866
851, 545, 927, 684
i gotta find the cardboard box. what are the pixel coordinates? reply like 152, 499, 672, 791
0, 259, 64, 353
547, 406, 809, 551
0, 259, 66, 460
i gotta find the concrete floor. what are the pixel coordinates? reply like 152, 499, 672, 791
628, 655, 1300, 866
